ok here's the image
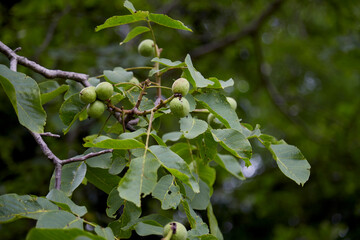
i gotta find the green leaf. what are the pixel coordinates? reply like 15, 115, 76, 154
26, 228, 105, 240
215, 154, 245, 180
151, 57, 184, 67
108, 220, 132, 239
207, 203, 223, 240
109, 150, 127, 175
118, 155, 160, 207
108, 201, 141, 238
39, 80, 60, 93
36, 210, 83, 229
49, 162, 87, 196
211, 129, 252, 165
152, 175, 181, 210
134, 221, 163, 236
40, 84, 69, 104
194, 90, 241, 131
162, 131, 183, 143
84, 148, 113, 169
59, 93, 86, 126
64, 80, 82, 100
106, 188, 124, 218
120, 200, 142, 230
184, 55, 213, 88
63, 108, 87, 135
46, 189, 87, 217
270, 143, 310, 185
196, 160, 216, 190
0, 194, 58, 223
104, 67, 133, 84
149, 145, 200, 193
94, 226, 115, 240
86, 167, 120, 194
149, 13, 192, 32
141, 214, 173, 226
124, 0, 136, 13
119, 128, 146, 139
198, 234, 219, 240
181, 199, 209, 236
0, 64, 46, 133
83, 138, 144, 149
59, 93, 87, 134
150, 132, 167, 146
180, 115, 208, 139
170, 143, 193, 164
95, 11, 149, 32
120, 26, 150, 45
207, 77, 234, 89
197, 130, 218, 164
184, 178, 210, 210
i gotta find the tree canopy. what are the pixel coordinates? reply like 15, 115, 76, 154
1, 0, 360, 239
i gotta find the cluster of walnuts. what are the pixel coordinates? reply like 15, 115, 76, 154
79, 82, 114, 118
79, 39, 238, 126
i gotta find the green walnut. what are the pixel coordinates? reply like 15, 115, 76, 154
163, 222, 187, 240
170, 97, 190, 118
95, 82, 114, 100
79, 86, 96, 104
226, 97, 237, 110
172, 78, 189, 97
138, 39, 155, 57
87, 100, 105, 118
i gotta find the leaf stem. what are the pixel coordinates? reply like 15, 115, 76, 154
125, 66, 153, 71
162, 228, 173, 240
146, 20, 162, 100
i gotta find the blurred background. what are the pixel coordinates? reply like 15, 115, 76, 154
1, 0, 360, 239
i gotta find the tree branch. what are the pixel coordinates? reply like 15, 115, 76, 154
40, 132, 61, 138
190, 0, 285, 57
0, 41, 90, 86
61, 149, 113, 165
30, 132, 63, 189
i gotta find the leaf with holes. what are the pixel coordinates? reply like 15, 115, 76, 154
152, 175, 181, 210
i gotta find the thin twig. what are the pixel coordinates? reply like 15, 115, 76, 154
147, 20, 162, 100
125, 66, 153, 71
40, 132, 61, 138
30, 132, 62, 189
61, 149, 113, 165
30, 132, 62, 164
0, 41, 90, 86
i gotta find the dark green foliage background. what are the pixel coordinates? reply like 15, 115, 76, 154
1, 0, 360, 239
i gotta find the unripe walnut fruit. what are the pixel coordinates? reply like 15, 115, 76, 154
163, 222, 187, 240
170, 97, 190, 118
138, 39, 155, 57
226, 97, 237, 110
87, 100, 105, 118
95, 82, 114, 100
172, 78, 189, 96
79, 86, 96, 104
